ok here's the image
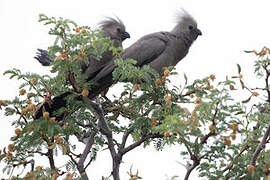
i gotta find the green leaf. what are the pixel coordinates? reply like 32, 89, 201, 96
184, 73, 188, 85
237, 64, 241, 74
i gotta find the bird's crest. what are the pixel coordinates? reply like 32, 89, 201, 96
98, 16, 125, 31
174, 8, 197, 26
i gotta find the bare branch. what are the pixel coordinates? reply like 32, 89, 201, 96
120, 133, 163, 155
119, 129, 133, 150
26, 150, 47, 156
77, 129, 97, 180
251, 122, 270, 166
263, 64, 270, 102
184, 155, 200, 180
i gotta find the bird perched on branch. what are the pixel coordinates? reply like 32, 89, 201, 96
35, 10, 202, 120
88, 9, 202, 98
34, 17, 130, 120
34, 16, 130, 80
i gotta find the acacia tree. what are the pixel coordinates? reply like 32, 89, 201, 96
0, 15, 269, 180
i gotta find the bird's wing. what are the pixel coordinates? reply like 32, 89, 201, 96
93, 32, 168, 81
122, 32, 168, 66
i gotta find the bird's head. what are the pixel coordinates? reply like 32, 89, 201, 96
99, 17, 130, 42
172, 9, 202, 42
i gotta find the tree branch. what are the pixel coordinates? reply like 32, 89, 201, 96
119, 129, 133, 150
87, 99, 120, 180
77, 130, 97, 180
201, 104, 219, 145
222, 144, 250, 173
184, 157, 200, 180
121, 133, 162, 155
251, 122, 270, 166
47, 148, 56, 170
263, 64, 270, 102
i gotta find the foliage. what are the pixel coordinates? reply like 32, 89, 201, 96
0, 15, 270, 180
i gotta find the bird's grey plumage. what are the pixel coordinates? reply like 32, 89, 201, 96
34, 17, 130, 120
35, 11, 201, 120
34, 17, 130, 80
82, 17, 130, 79
88, 10, 202, 98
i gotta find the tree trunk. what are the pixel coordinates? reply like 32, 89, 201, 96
112, 155, 122, 180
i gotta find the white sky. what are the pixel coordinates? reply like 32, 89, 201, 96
1, 0, 270, 179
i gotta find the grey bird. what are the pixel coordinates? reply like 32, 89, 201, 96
88, 10, 202, 98
34, 17, 130, 80
35, 10, 201, 120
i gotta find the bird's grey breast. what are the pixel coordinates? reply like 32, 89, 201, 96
168, 33, 191, 65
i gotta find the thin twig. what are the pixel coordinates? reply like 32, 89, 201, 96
222, 144, 250, 173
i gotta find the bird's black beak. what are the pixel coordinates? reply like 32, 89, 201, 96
121, 31, 131, 40
196, 28, 202, 36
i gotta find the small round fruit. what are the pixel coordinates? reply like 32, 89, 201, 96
8, 144, 15, 152
224, 137, 231, 147
164, 130, 170, 137
247, 164, 255, 173
209, 124, 214, 131
6, 151, 13, 160
238, 74, 243, 79
133, 84, 140, 91
43, 111, 50, 119
35, 166, 42, 171
231, 133, 236, 140
81, 88, 89, 97
15, 128, 22, 136
81, 29, 87, 34
52, 173, 59, 180
19, 88, 26, 95
210, 74, 216, 81
30, 78, 37, 84
151, 117, 157, 126
49, 117, 56, 123
74, 27, 80, 33
163, 69, 170, 77
195, 97, 202, 104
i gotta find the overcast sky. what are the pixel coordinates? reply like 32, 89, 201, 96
1, 0, 270, 179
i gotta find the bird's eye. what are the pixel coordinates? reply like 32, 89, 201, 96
116, 28, 121, 32
188, 25, 193, 30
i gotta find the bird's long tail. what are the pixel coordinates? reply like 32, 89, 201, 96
34, 49, 54, 66
34, 74, 114, 120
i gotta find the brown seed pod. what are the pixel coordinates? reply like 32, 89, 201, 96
247, 164, 255, 173
164, 130, 170, 137
15, 128, 22, 136
19, 88, 26, 95
30, 78, 37, 84
224, 137, 231, 147
43, 111, 50, 119
210, 74, 216, 81
35, 166, 43, 171
5, 151, 13, 160
133, 84, 140, 91
81, 88, 89, 97
151, 117, 157, 126
209, 124, 214, 132
231, 133, 236, 140
49, 117, 56, 123
163, 69, 170, 77
81, 29, 87, 34
8, 144, 15, 152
